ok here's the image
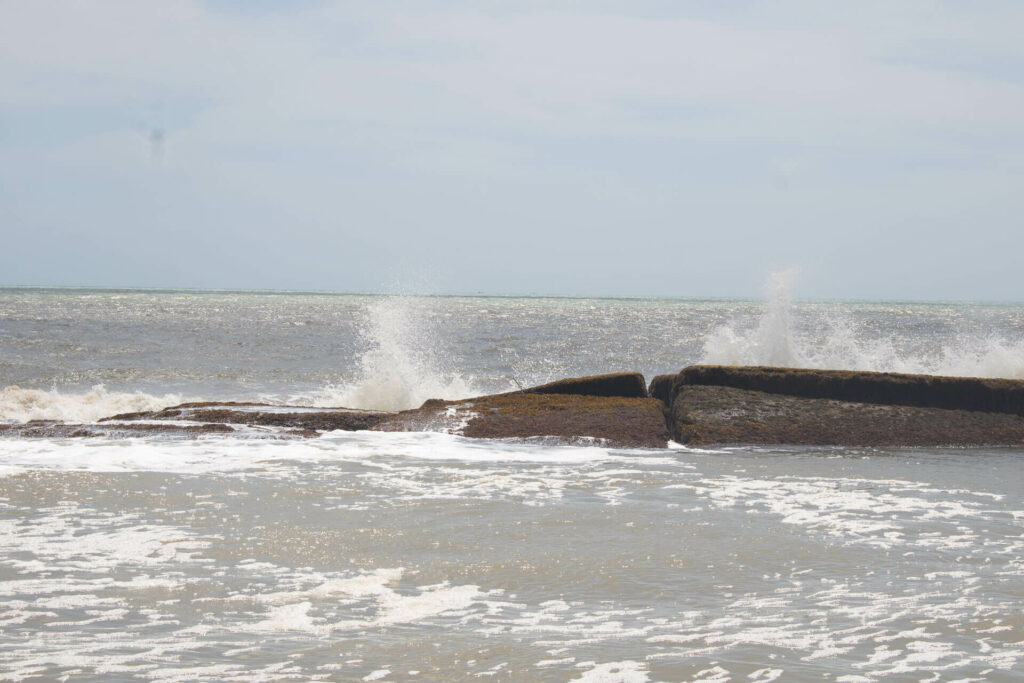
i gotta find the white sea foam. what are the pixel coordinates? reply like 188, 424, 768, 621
298, 296, 485, 411
0, 430, 658, 479
0, 500, 498, 681
2, 454, 1023, 680
571, 660, 650, 682
701, 271, 1024, 378
0, 384, 186, 424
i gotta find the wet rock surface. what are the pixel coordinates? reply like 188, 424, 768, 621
648, 374, 674, 406
0, 421, 237, 439
6, 368, 1024, 448
672, 384, 1024, 447
516, 372, 649, 398
675, 365, 1024, 416
383, 393, 670, 448
663, 365, 1024, 446
103, 403, 390, 432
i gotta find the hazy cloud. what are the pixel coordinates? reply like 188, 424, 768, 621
1, 0, 1022, 299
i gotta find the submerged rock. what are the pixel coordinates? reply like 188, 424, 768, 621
3, 421, 237, 439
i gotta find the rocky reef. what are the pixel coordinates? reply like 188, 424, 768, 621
658, 365, 1024, 447
7, 367, 1024, 448
673, 365, 1024, 416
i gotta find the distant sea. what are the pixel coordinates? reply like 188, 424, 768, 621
2, 286, 1023, 681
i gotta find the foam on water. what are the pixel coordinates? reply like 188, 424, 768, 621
571, 660, 650, 682
701, 271, 1024, 378
0, 430, 665, 479
0, 384, 186, 424
0, 501, 499, 681
2, 444, 1023, 680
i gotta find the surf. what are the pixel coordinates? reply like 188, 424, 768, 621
700, 271, 1024, 379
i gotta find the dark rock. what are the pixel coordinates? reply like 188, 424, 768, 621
648, 374, 675, 407
4, 422, 237, 439
177, 408, 389, 432
518, 372, 648, 398
674, 365, 1024, 416
672, 384, 1024, 447
36, 366, 1024, 448
102, 404, 390, 432
383, 393, 670, 448
419, 398, 448, 409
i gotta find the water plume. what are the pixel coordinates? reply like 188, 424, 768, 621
702, 269, 805, 367
701, 272, 1024, 379
307, 296, 479, 411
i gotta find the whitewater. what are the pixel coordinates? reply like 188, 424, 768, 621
1, 286, 1023, 681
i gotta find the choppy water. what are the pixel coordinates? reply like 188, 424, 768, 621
2, 287, 1024, 681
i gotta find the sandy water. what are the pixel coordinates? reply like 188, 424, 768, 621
2, 288, 1024, 681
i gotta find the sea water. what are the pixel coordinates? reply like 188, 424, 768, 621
1, 287, 1023, 681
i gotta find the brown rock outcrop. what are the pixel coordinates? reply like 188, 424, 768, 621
662, 365, 1024, 446
648, 374, 674, 406
87, 376, 671, 447
675, 365, 1024, 416
517, 372, 649, 398
381, 393, 669, 448
2, 421, 237, 439
14, 367, 1022, 449
672, 384, 1024, 447
104, 403, 390, 432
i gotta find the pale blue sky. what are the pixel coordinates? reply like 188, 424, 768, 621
1, 0, 1022, 299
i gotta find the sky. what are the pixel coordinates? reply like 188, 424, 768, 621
1, 0, 1022, 300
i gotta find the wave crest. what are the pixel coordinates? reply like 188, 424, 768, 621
701, 272, 1024, 379
0, 385, 186, 424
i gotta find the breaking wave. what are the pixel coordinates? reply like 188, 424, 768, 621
0, 385, 186, 424
297, 296, 483, 411
701, 271, 1024, 379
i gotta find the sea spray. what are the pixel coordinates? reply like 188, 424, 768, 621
0, 385, 185, 424
702, 269, 804, 367
701, 273, 1024, 378
303, 296, 480, 411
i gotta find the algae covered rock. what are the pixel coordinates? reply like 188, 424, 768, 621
675, 365, 1024, 416
671, 384, 1024, 447
662, 365, 1024, 446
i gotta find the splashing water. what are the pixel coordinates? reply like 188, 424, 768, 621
304, 297, 480, 411
702, 269, 804, 367
701, 272, 1024, 378
0, 385, 185, 424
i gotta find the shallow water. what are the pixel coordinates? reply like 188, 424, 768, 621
2, 289, 1024, 681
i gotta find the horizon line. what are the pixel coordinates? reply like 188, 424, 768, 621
0, 284, 1020, 307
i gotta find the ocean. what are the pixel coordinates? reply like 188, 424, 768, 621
1, 286, 1023, 682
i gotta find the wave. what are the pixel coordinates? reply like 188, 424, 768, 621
0, 430, 648, 476
701, 271, 1024, 379
292, 296, 486, 411
0, 385, 187, 424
